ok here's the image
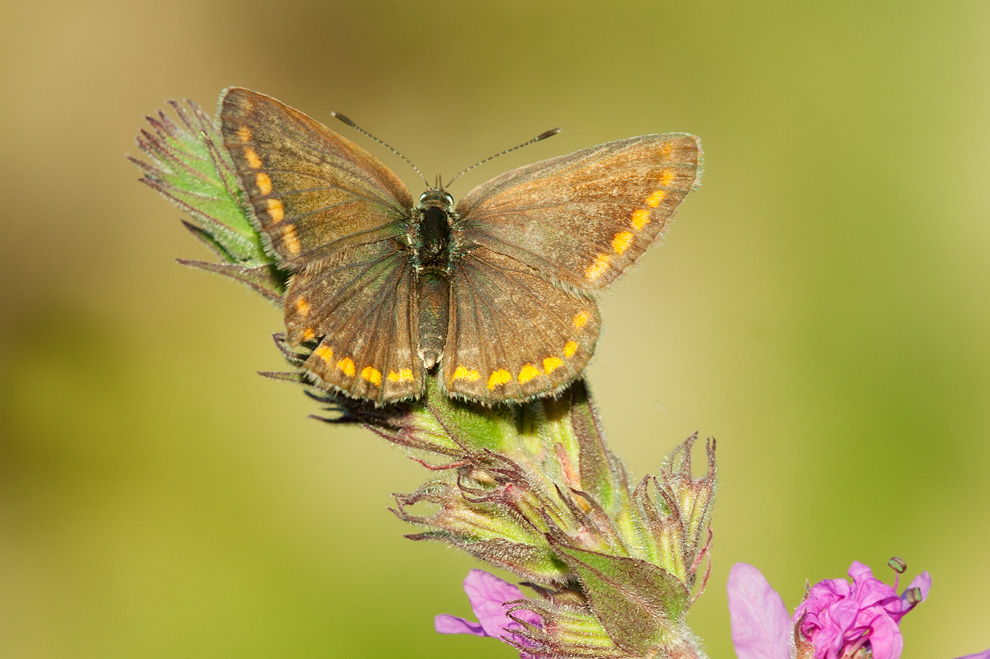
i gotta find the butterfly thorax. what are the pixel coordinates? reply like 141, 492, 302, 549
414, 188, 454, 369
415, 189, 453, 268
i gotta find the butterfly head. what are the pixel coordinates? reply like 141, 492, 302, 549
418, 187, 454, 213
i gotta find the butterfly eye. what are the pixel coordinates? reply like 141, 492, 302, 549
418, 189, 455, 210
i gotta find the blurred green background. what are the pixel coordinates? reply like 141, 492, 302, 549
2, 0, 988, 657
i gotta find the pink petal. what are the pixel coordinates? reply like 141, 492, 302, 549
727, 563, 794, 659
847, 561, 874, 582
462, 570, 527, 638
955, 650, 990, 659
435, 614, 486, 636
861, 612, 903, 659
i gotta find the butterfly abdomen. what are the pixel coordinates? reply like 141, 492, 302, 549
417, 272, 449, 369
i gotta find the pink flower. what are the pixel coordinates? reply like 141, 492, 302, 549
435, 570, 542, 658
727, 561, 935, 659
794, 561, 930, 659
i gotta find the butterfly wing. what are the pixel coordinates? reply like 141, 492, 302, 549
454, 134, 702, 290
443, 134, 701, 401
286, 242, 424, 402
220, 88, 413, 267
220, 88, 424, 402
442, 246, 600, 402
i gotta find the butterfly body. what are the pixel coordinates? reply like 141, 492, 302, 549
219, 88, 702, 405
411, 189, 455, 370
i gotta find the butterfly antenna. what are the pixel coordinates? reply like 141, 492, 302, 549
331, 111, 429, 188
446, 128, 560, 188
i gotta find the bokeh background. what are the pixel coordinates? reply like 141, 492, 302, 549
2, 1, 988, 657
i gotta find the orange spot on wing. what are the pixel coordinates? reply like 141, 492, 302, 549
267, 198, 285, 223
451, 366, 481, 382
518, 363, 541, 384
487, 369, 511, 390
302, 328, 315, 340
585, 254, 611, 281
282, 225, 301, 255
573, 311, 590, 329
295, 297, 311, 317
612, 231, 633, 255
658, 169, 675, 187
237, 126, 252, 142
255, 172, 272, 195
564, 341, 578, 358
336, 357, 355, 377
543, 357, 563, 374
659, 142, 674, 160
244, 148, 262, 169
388, 368, 415, 383
314, 345, 334, 363
645, 189, 666, 208
631, 209, 651, 231
361, 366, 382, 386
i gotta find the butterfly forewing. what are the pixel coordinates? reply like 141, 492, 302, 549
442, 247, 601, 402
220, 88, 413, 269
220, 88, 424, 402
454, 134, 701, 291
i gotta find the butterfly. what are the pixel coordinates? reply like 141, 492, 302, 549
219, 88, 702, 405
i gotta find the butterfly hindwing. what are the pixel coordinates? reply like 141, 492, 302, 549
219, 88, 413, 268
454, 134, 702, 291
441, 247, 601, 402
287, 241, 424, 402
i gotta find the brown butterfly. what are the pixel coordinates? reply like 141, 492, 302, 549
219, 88, 702, 405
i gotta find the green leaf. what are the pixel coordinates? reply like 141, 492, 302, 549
548, 536, 689, 656
130, 99, 287, 300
